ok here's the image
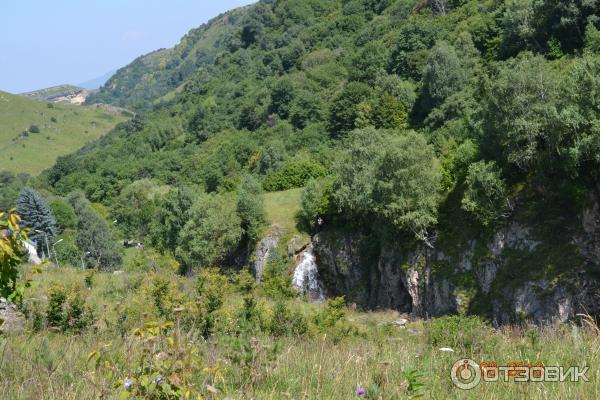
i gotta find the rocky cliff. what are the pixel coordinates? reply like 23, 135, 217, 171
312, 203, 600, 325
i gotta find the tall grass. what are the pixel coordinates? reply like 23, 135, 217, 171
0, 267, 598, 399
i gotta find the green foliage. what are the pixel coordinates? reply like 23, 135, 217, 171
461, 161, 509, 227
328, 82, 373, 136
176, 194, 243, 271
149, 187, 196, 255
112, 179, 164, 240
427, 315, 491, 354
196, 267, 228, 337
237, 174, 267, 244
17, 187, 57, 258
69, 192, 122, 270
263, 159, 327, 192
585, 22, 600, 53
28, 125, 40, 134
314, 296, 346, 329
481, 54, 559, 171
268, 301, 308, 337
46, 285, 94, 333
48, 198, 77, 232
296, 177, 332, 233
53, 230, 81, 267
0, 210, 27, 301
260, 254, 296, 300
420, 41, 466, 115
332, 128, 441, 241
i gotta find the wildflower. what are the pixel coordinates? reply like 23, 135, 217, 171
155, 376, 162, 384
124, 378, 133, 389
356, 388, 366, 396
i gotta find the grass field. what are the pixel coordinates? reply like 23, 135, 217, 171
263, 188, 310, 245
0, 91, 129, 175
1, 266, 598, 399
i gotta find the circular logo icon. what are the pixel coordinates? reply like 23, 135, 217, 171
451, 358, 481, 390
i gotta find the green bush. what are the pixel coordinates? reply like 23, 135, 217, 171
268, 301, 308, 337
427, 315, 491, 354
461, 161, 509, 227
297, 177, 333, 232
263, 159, 327, 191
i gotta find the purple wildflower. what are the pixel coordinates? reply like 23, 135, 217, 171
124, 378, 133, 389
155, 376, 162, 384
356, 388, 366, 396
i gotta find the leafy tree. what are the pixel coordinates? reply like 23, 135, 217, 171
269, 78, 296, 119
329, 82, 373, 136
421, 41, 466, 115
461, 161, 509, 227
16, 187, 57, 258
49, 198, 77, 233
237, 175, 266, 244
585, 22, 600, 53
349, 41, 389, 84
371, 131, 441, 242
332, 127, 386, 217
68, 192, 122, 270
149, 186, 196, 255
176, 194, 243, 272
297, 177, 333, 232
480, 54, 559, 171
556, 54, 600, 172
112, 179, 162, 240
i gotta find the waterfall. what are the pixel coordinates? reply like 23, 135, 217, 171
292, 247, 325, 303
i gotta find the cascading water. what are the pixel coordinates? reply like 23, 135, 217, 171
292, 247, 325, 303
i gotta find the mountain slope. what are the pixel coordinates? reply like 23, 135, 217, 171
0, 91, 130, 175
44, 0, 600, 321
85, 6, 250, 109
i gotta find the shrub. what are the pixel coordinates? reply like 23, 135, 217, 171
314, 296, 346, 329
268, 301, 308, 337
28, 124, 40, 133
297, 177, 333, 232
263, 159, 327, 191
461, 161, 509, 227
196, 268, 228, 337
427, 315, 492, 354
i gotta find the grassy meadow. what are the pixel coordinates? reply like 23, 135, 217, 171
0, 91, 129, 175
0, 265, 598, 400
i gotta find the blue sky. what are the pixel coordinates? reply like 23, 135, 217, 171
0, 0, 255, 93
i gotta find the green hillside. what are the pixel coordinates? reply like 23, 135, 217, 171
86, 5, 250, 109
0, 91, 129, 175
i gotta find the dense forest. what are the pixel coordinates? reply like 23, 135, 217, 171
4, 0, 600, 291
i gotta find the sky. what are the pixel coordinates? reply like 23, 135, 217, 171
0, 0, 255, 93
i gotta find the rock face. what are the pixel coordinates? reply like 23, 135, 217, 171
252, 228, 280, 282
0, 298, 25, 334
312, 215, 600, 325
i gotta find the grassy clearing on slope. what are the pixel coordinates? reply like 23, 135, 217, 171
263, 188, 310, 244
1, 266, 598, 399
0, 91, 128, 175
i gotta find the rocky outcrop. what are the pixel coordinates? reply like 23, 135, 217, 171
0, 298, 25, 334
312, 217, 600, 325
251, 227, 280, 282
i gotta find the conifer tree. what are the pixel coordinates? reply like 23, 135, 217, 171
16, 187, 57, 258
